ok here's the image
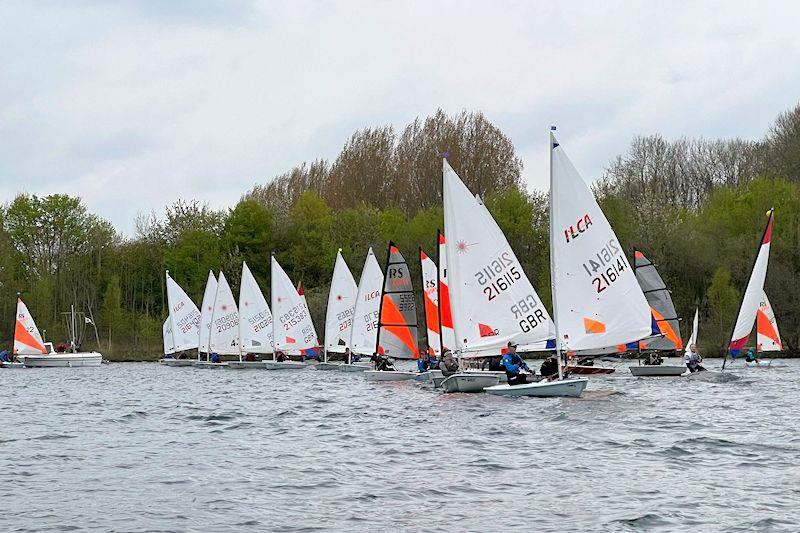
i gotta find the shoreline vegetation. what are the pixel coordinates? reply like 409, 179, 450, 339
2, 106, 799, 360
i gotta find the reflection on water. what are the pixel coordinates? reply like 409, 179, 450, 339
1, 360, 798, 532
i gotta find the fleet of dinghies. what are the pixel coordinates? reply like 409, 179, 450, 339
153, 132, 786, 395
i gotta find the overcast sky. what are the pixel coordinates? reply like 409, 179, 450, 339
2, 1, 799, 234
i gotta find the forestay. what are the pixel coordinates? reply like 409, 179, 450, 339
634, 250, 682, 351
756, 291, 782, 352
437, 231, 456, 352
14, 298, 47, 355
420, 248, 441, 356
325, 250, 358, 353
728, 209, 774, 360
166, 272, 202, 351
209, 271, 240, 356
350, 248, 384, 356
271, 256, 319, 353
550, 135, 652, 352
238, 261, 274, 354
377, 243, 419, 359
198, 271, 218, 355
443, 160, 555, 357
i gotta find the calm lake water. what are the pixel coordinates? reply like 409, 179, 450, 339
1, 359, 798, 532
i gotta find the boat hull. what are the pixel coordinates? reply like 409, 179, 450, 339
441, 373, 500, 393
337, 363, 371, 372
363, 370, 418, 382
314, 362, 341, 371
194, 361, 229, 368
18, 352, 103, 368
263, 361, 309, 370
745, 360, 772, 368
0, 362, 25, 369
228, 361, 266, 369
160, 359, 196, 367
484, 378, 588, 397
629, 365, 685, 377
567, 365, 615, 375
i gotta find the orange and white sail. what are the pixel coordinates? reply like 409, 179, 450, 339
377, 243, 419, 359
756, 291, 782, 352
437, 231, 456, 352
420, 247, 441, 356
14, 298, 47, 355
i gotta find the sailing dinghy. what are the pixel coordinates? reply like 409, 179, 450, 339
230, 262, 274, 369
196, 271, 237, 368
317, 250, 358, 370
13, 299, 103, 367
364, 243, 419, 382
266, 255, 315, 370
160, 272, 202, 367
724, 210, 777, 370
339, 248, 383, 372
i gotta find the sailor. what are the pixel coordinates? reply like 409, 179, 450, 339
684, 344, 704, 372
745, 348, 758, 364
210, 352, 221, 364
439, 350, 459, 377
244, 352, 256, 362
343, 347, 352, 365
275, 351, 288, 362
417, 352, 436, 372
539, 354, 559, 379
481, 355, 503, 372
371, 352, 396, 371
502, 342, 532, 385
0, 350, 9, 363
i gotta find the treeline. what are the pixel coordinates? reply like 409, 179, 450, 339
1, 106, 798, 359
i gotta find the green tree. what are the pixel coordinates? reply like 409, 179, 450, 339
102, 275, 123, 352
706, 267, 740, 354
285, 192, 334, 285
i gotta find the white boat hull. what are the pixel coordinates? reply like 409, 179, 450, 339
363, 370, 418, 382
441, 373, 500, 393
0, 362, 25, 369
263, 361, 309, 370
484, 378, 588, 397
337, 363, 371, 372
314, 362, 341, 371
228, 361, 266, 369
629, 365, 685, 377
194, 361, 229, 368
746, 360, 772, 367
18, 352, 103, 368
161, 359, 197, 367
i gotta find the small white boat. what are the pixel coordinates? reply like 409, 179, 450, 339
314, 362, 341, 371
629, 365, 685, 377
18, 352, 103, 367
338, 362, 371, 372
194, 361, 229, 368
364, 370, 418, 382
441, 373, 500, 393
160, 358, 196, 367
484, 377, 588, 397
228, 360, 266, 369
263, 361, 309, 370
746, 360, 773, 368
0, 361, 26, 369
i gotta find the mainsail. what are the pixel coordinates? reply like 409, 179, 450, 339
437, 231, 456, 352
198, 271, 218, 357
756, 291, 782, 352
726, 209, 774, 366
684, 308, 699, 357
634, 250, 682, 351
13, 298, 47, 355
325, 250, 358, 354
238, 261, 274, 355
443, 160, 555, 357
349, 247, 384, 356
209, 271, 240, 356
162, 318, 175, 355
420, 247, 441, 356
550, 134, 652, 352
271, 256, 319, 353
377, 243, 419, 359
166, 272, 202, 352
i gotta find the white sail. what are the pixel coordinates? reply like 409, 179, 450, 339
729, 210, 774, 357
420, 248, 441, 356
209, 271, 240, 356
198, 270, 218, 355
238, 261, 274, 355
550, 135, 651, 352
325, 250, 358, 353
165, 272, 202, 352
349, 247, 384, 356
271, 256, 319, 353
756, 291, 782, 352
443, 160, 555, 357
437, 232, 456, 351
684, 308, 699, 357
162, 318, 175, 355
14, 298, 47, 355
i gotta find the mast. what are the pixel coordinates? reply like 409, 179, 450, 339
375, 244, 390, 358
549, 128, 564, 381
435, 230, 445, 356
723, 208, 774, 369
271, 253, 277, 363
